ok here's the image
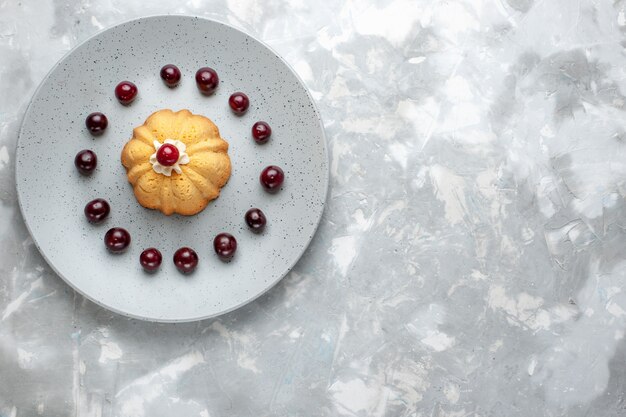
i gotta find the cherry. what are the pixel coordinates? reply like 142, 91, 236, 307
75, 150, 97, 175
214, 233, 237, 261
160, 64, 181, 87
245, 208, 267, 233
195, 67, 219, 95
156, 143, 180, 166
85, 112, 108, 135
173, 247, 199, 273
115, 81, 138, 104
140, 248, 162, 272
251, 121, 271, 144
84, 198, 110, 223
104, 227, 131, 253
260, 165, 284, 193
229, 92, 249, 115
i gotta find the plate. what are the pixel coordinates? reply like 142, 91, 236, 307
16, 15, 328, 322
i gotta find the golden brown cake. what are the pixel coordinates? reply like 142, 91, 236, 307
121, 109, 231, 216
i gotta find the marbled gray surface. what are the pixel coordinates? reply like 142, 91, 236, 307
1, 0, 626, 416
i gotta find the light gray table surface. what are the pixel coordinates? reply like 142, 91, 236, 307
2, 1, 626, 416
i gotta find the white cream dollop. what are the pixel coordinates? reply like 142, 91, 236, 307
149, 139, 190, 176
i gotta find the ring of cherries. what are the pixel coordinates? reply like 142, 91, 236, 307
78, 65, 284, 274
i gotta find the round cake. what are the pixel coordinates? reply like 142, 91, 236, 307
121, 109, 231, 216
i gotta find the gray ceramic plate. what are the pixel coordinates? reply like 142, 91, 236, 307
16, 15, 328, 322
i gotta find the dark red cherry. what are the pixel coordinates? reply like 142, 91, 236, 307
260, 165, 284, 192
251, 121, 271, 144
115, 81, 138, 104
156, 143, 179, 166
229, 92, 249, 115
245, 208, 267, 233
195, 67, 219, 95
173, 247, 199, 273
104, 227, 131, 253
74, 150, 97, 175
85, 112, 108, 135
160, 64, 181, 87
84, 198, 110, 223
140, 248, 162, 272
213, 233, 237, 261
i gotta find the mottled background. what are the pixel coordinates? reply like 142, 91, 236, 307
1, 0, 626, 416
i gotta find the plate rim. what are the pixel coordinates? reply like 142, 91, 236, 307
15, 14, 329, 323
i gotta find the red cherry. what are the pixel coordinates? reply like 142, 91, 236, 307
160, 64, 181, 87
156, 143, 180, 166
75, 150, 97, 175
260, 165, 284, 193
173, 247, 199, 273
104, 227, 131, 253
195, 67, 219, 95
84, 198, 110, 223
245, 208, 267, 233
85, 112, 108, 135
251, 121, 271, 144
229, 92, 249, 115
115, 81, 138, 104
140, 248, 162, 272
213, 233, 237, 261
